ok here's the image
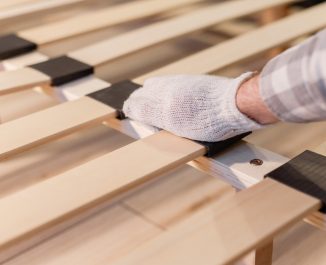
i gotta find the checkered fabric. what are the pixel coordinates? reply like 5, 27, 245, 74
260, 28, 326, 122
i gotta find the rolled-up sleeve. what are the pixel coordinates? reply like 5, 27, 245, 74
260, 28, 326, 122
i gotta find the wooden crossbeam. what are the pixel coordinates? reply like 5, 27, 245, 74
0, 3, 324, 160
0, 0, 295, 95
0, 4, 325, 255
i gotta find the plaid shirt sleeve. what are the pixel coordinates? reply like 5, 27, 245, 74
260, 28, 326, 122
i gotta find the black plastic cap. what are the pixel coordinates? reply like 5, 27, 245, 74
196, 132, 251, 157
266, 150, 326, 213
87, 80, 141, 119
0, 34, 37, 60
30, 56, 93, 86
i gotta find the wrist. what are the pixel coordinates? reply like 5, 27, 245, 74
236, 74, 278, 125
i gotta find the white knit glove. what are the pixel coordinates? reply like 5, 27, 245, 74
123, 73, 263, 142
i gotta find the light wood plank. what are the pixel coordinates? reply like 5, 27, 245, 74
0, 89, 56, 123
135, 2, 326, 82
123, 166, 234, 228
0, 0, 39, 10
114, 178, 321, 265
0, 131, 204, 251
0, 67, 50, 95
0, 97, 116, 159
69, 0, 294, 66
2, 204, 161, 265
18, 0, 201, 45
0, 0, 88, 22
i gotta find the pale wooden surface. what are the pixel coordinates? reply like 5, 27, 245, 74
18, 0, 201, 45
0, 131, 205, 251
69, 0, 294, 66
0, 67, 50, 96
0, 0, 298, 157
0, 89, 56, 123
136, 2, 326, 82
114, 179, 320, 265
0, 0, 39, 10
0, 0, 88, 22
2, 166, 234, 264
0, 97, 115, 159
0, 2, 325, 265
0, 0, 293, 95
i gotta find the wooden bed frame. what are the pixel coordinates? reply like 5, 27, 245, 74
0, 1, 325, 264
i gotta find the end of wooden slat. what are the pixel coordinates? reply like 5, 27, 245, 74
0, 51, 48, 71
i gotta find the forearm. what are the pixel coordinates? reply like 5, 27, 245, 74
236, 74, 278, 125
237, 29, 326, 124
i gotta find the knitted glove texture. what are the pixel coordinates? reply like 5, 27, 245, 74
123, 73, 263, 141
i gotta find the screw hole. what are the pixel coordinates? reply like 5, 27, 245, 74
250, 158, 263, 166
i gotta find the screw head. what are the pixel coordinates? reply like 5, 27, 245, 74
250, 158, 263, 166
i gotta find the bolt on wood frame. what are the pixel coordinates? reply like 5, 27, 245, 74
0, 1, 325, 265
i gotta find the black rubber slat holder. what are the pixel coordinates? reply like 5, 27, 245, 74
88, 80, 251, 157
30, 56, 93, 86
0, 34, 37, 60
265, 150, 326, 213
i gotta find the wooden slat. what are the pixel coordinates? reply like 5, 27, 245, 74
0, 0, 87, 22
0, 0, 294, 95
135, 2, 326, 82
0, 131, 204, 251
0, 0, 38, 10
0, 89, 56, 123
2, 203, 161, 265
0, 3, 324, 159
114, 178, 321, 265
0, 97, 116, 159
0, 67, 50, 95
69, 0, 294, 66
18, 0, 201, 45
122, 166, 234, 228
1, 166, 232, 264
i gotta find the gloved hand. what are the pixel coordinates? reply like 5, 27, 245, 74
123, 73, 263, 142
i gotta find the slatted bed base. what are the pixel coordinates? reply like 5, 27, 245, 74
0, 1, 325, 265
0, 0, 296, 95
0, 0, 202, 62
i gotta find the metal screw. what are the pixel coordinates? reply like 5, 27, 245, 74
250, 158, 263, 166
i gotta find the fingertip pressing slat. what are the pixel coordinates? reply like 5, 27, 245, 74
0, 67, 50, 95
